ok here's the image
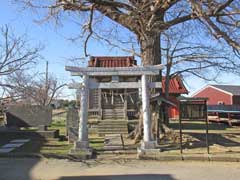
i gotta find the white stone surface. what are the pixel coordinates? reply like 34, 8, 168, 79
141, 74, 151, 143
66, 65, 163, 76
11, 139, 30, 143
0, 148, 14, 153
2, 143, 24, 148
77, 75, 89, 148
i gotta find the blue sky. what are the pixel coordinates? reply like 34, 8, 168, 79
1, 1, 240, 99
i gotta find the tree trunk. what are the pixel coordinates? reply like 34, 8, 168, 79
140, 33, 161, 65
128, 32, 163, 142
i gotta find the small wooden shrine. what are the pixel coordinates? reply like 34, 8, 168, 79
87, 56, 140, 121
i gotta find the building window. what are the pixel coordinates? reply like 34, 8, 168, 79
218, 101, 225, 105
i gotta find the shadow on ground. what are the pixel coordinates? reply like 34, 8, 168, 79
187, 132, 240, 148
169, 121, 229, 130
0, 158, 41, 180
162, 120, 240, 152
0, 130, 46, 180
59, 174, 175, 180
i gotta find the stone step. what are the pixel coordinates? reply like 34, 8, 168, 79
99, 127, 127, 130
98, 129, 128, 132
98, 129, 128, 135
98, 123, 127, 128
98, 118, 128, 136
102, 113, 124, 116
102, 114, 123, 116
99, 121, 127, 125
103, 108, 124, 110
99, 133, 128, 136
98, 126, 128, 129
99, 131, 128, 134
99, 126, 128, 129
98, 128, 128, 131
99, 125, 127, 128
102, 116, 124, 119
99, 120, 127, 122
102, 113, 123, 115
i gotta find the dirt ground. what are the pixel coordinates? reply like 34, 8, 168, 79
0, 158, 240, 180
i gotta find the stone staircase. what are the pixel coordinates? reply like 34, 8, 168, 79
98, 120, 128, 136
102, 109, 125, 119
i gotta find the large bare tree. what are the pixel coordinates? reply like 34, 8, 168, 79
16, 0, 240, 65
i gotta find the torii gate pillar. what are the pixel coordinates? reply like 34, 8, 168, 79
140, 74, 156, 149
72, 75, 92, 154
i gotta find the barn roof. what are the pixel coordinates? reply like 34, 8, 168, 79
87, 56, 188, 94
211, 85, 240, 96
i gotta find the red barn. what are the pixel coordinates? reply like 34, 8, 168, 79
192, 85, 240, 105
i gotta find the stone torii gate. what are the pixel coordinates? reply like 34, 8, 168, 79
65, 65, 164, 153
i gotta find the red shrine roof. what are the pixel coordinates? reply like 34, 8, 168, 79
87, 56, 188, 94
162, 76, 188, 94
88, 56, 137, 67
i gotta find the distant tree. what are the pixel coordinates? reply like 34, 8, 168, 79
61, 100, 69, 108
0, 25, 42, 90
5, 71, 66, 106
68, 100, 77, 107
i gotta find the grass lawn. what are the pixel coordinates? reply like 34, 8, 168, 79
11, 110, 104, 156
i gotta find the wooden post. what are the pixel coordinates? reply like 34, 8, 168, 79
75, 75, 90, 150
124, 89, 128, 120
179, 103, 183, 154
205, 101, 209, 154
228, 113, 232, 126
98, 88, 102, 120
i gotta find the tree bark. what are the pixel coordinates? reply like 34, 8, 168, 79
140, 33, 161, 66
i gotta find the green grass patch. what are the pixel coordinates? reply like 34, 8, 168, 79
49, 111, 67, 136
40, 140, 73, 155
0, 109, 105, 155
89, 137, 104, 150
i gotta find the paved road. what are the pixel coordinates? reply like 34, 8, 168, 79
0, 158, 240, 180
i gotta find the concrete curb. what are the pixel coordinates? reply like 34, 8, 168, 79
1, 152, 240, 162
138, 153, 240, 162
0, 153, 43, 159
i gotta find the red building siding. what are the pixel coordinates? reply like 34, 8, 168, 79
167, 96, 180, 119
193, 86, 232, 105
